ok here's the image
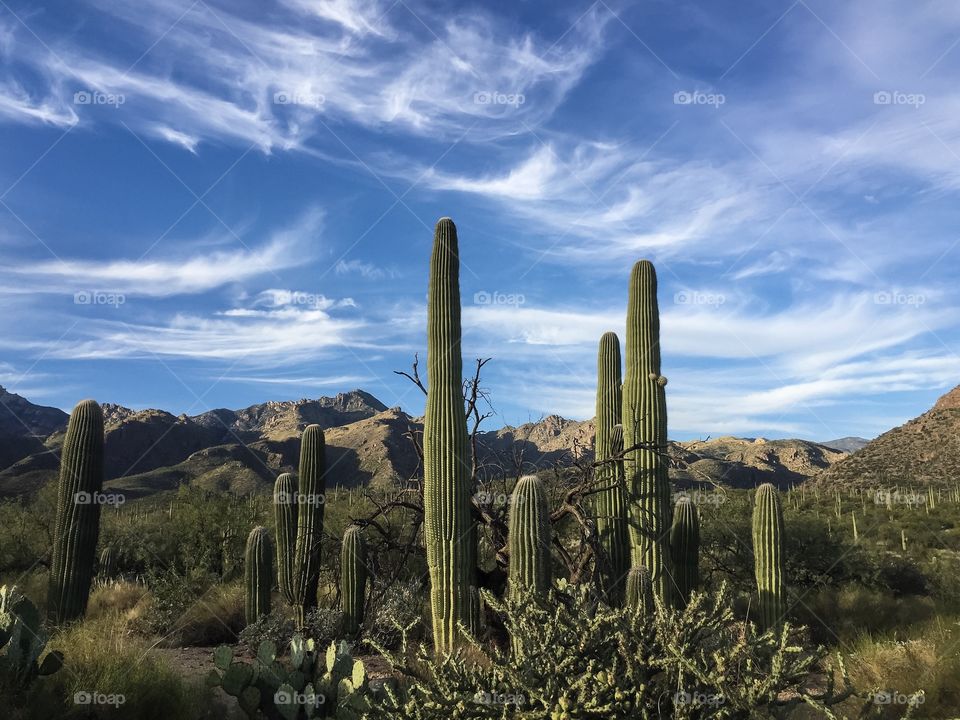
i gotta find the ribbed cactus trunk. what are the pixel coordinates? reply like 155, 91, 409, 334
752, 483, 785, 630
669, 496, 699, 608
423, 217, 476, 654
594, 333, 629, 604
244, 526, 273, 625
98, 547, 116, 579
507, 475, 552, 599
622, 260, 672, 607
341, 525, 368, 635
49, 399, 104, 624
292, 425, 326, 628
273, 472, 298, 605
626, 565, 654, 615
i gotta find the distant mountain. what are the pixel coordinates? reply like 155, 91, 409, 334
821, 436, 870, 453
0, 387, 851, 498
0, 386, 68, 470
815, 385, 960, 488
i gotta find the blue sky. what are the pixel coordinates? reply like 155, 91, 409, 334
1, 0, 959, 442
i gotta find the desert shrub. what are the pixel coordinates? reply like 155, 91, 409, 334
798, 586, 937, 646
85, 580, 149, 621
169, 582, 245, 646
363, 578, 425, 651
239, 609, 295, 655
134, 566, 214, 637
373, 580, 868, 719
302, 606, 345, 649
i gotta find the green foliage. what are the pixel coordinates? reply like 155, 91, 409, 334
423, 216, 475, 653
670, 496, 700, 608
239, 610, 296, 656
594, 333, 628, 603
622, 260, 672, 606
293, 425, 327, 628
209, 634, 385, 719
752, 484, 786, 631
340, 525, 367, 636
375, 579, 863, 719
246, 526, 274, 625
362, 579, 424, 651
275, 473, 299, 605
49, 398, 105, 624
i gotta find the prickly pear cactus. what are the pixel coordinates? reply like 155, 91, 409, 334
0, 585, 63, 686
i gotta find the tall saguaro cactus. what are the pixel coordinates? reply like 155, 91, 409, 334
244, 526, 273, 625
423, 217, 475, 653
341, 525, 368, 635
622, 260, 672, 606
273, 472, 298, 605
49, 399, 105, 624
292, 425, 326, 627
594, 333, 629, 602
752, 483, 786, 630
508, 475, 552, 599
669, 496, 700, 608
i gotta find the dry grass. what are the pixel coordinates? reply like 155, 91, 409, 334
86, 580, 150, 620
165, 581, 245, 647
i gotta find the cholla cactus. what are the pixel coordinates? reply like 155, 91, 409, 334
752, 483, 786, 630
49, 399, 105, 624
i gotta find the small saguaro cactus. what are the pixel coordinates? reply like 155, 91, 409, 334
507, 475, 552, 599
626, 565, 654, 615
594, 332, 629, 603
423, 217, 476, 653
752, 483, 786, 630
49, 399, 105, 624
244, 527, 273, 625
622, 260, 672, 607
293, 425, 327, 628
341, 525, 368, 635
669, 495, 699, 608
98, 546, 116, 580
273, 472, 298, 605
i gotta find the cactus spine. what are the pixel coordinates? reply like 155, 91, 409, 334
341, 525, 368, 635
594, 332, 629, 602
626, 565, 654, 615
508, 475, 552, 599
244, 526, 273, 625
622, 260, 672, 606
273, 472, 298, 605
292, 425, 326, 627
752, 483, 786, 630
423, 217, 475, 653
49, 399, 105, 624
669, 496, 699, 607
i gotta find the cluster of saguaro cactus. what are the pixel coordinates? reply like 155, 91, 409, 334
274, 472, 298, 605
244, 527, 273, 625
422, 217, 475, 653
622, 260, 672, 606
752, 483, 786, 630
341, 525, 368, 635
669, 496, 699, 607
594, 333, 629, 603
507, 475, 552, 599
49, 399, 105, 624
293, 424, 326, 627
